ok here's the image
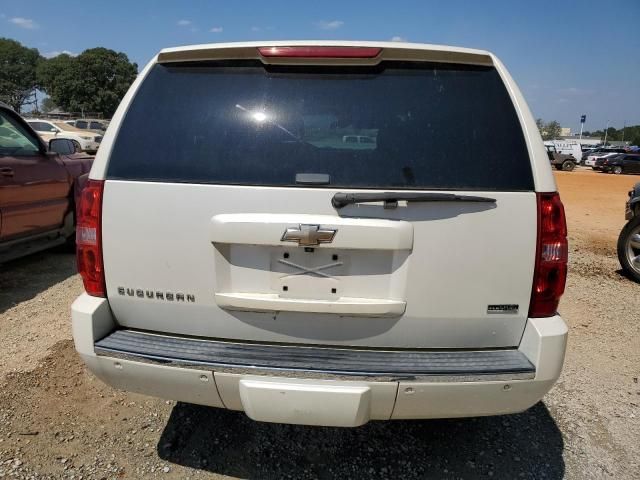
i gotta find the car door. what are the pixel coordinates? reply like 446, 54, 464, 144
0, 111, 70, 241
626, 156, 640, 173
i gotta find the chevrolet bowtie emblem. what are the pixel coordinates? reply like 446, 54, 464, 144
281, 224, 337, 246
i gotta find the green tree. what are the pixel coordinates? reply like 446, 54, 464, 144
624, 125, 640, 145
603, 127, 619, 143
581, 125, 640, 145
38, 48, 137, 117
0, 38, 42, 112
543, 121, 561, 140
40, 97, 57, 113
36, 53, 80, 113
535, 119, 563, 140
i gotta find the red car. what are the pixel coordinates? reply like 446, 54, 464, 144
0, 102, 93, 262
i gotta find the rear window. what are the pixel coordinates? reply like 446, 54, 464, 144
108, 61, 533, 190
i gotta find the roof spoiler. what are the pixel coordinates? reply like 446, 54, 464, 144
157, 43, 494, 67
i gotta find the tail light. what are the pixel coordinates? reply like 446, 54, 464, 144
76, 179, 105, 297
529, 193, 568, 317
258, 46, 382, 58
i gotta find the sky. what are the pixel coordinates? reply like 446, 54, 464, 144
1, 0, 639, 132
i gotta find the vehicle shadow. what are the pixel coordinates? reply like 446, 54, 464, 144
615, 268, 639, 284
0, 251, 76, 314
158, 401, 564, 479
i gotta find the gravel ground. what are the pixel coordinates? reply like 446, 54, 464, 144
0, 169, 638, 479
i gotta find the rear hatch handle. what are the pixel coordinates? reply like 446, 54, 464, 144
332, 192, 496, 209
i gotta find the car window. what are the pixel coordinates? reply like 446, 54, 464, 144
0, 111, 41, 156
89, 121, 104, 130
108, 60, 534, 191
43, 122, 57, 132
28, 121, 50, 132
75, 120, 88, 129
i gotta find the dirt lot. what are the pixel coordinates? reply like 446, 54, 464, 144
0, 169, 638, 479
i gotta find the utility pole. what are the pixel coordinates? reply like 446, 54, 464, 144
603, 120, 610, 146
622, 120, 626, 143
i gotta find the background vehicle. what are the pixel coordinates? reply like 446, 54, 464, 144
67, 119, 109, 133
27, 119, 102, 153
72, 41, 568, 427
595, 156, 611, 171
581, 145, 599, 152
585, 149, 626, 169
342, 134, 376, 147
0, 103, 93, 263
601, 153, 640, 174
545, 140, 581, 161
617, 182, 640, 282
546, 144, 576, 171
581, 148, 600, 164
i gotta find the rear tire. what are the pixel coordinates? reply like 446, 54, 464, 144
561, 160, 575, 171
617, 215, 640, 282
613, 166, 623, 174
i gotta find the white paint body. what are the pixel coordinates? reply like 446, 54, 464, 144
73, 41, 567, 425
546, 140, 582, 161
73, 294, 567, 425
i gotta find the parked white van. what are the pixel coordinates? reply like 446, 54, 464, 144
72, 41, 568, 427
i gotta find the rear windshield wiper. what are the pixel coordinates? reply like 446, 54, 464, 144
332, 192, 496, 209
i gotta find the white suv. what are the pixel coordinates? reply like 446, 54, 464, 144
72, 41, 568, 427
27, 119, 102, 153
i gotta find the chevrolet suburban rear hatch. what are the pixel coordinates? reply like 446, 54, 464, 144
97, 44, 539, 349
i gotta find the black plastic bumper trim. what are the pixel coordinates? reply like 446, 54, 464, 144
94, 329, 535, 379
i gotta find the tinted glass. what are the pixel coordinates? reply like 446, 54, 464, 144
0, 111, 41, 156
28, 121, 48, 132
108, 61, 533, 190
90, 121, 104, 130
76, 120, 88, 129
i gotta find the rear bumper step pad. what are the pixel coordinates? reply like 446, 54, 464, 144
94, 330, 535, 378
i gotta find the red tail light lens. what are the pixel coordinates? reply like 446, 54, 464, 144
258, 46, 382, 58
76, 179, 105, 297
529, 193, 568, 317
